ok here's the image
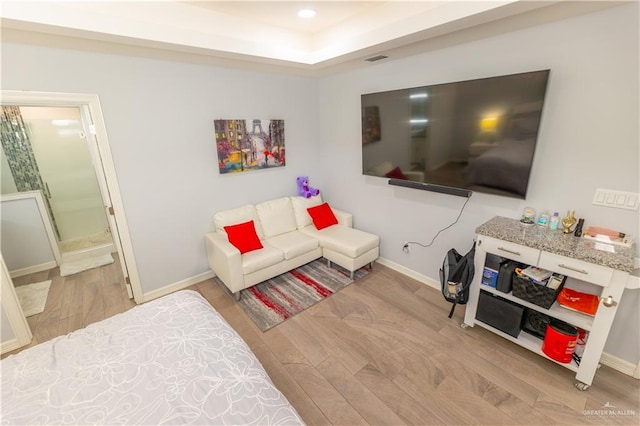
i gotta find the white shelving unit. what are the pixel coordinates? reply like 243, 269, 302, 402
463, 217, 633, 391
472, 315, 580, 373
479, 283, 594, 332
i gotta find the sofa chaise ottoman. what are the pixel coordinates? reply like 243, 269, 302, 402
205, 195, 379, 299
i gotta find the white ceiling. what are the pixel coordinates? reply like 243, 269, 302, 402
183, 1, 388, 33
0, 1, 626, 75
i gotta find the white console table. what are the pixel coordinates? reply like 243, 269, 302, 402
463, 216, 635, 390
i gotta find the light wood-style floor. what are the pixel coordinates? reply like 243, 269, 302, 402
4, 261, 639, 424
3, 256, 135, 357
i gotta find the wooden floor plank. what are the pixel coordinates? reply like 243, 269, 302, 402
251, 343, 330, 426
261, 326, 311, 365
482, 384, 558, 425
58, 272, 76, 319
435, 325, 541, 406
277, 315, 330, 367
289, 311, 369, 375
434, 376, 518, 425
68, 275, 85, 318
81, 278, 105, 327
344, 283, 454, 350
42, 274, 64, 313
313, 314, 406, 380
286, 362, 369, 425
57, 313, 84, 337
317, 356, 407, 426
355, 363, 444, 425
392, 365, 481, 425
533, 393, 622, 425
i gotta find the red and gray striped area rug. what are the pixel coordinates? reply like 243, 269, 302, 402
230, 259, 370, 332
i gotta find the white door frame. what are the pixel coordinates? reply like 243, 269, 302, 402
1, 90, 143, 303
1, 253, 33, 354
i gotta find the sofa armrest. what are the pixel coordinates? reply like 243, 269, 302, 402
204, 232, 244, 293
331, 208, 353, 228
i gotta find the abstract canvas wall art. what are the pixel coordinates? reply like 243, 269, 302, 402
214, 119, 285, 174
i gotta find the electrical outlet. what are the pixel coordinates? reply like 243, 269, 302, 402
593, 189, 639, 211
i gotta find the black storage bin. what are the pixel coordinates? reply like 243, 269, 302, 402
496, 261, 522, 293
485, 253, 505, 271
512, 274, 565, 309
476, 290, 525, 338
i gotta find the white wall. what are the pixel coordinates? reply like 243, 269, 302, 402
0, 196, 55, 272
317, 4, 639, 365
1, 43, 321, 295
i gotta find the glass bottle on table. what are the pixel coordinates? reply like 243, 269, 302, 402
549, 212, 560, 230
537, 210, 550, 227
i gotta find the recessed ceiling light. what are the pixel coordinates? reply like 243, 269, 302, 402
297, 9, 316, 19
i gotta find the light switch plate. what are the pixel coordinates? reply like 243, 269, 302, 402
593, 189, 639, 210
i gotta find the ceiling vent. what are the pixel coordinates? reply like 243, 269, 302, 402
364, 54, 388, 62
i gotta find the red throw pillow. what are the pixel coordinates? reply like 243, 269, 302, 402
385, 166, 408, 180
223, 220, 263, 254
307, 203, 338, 230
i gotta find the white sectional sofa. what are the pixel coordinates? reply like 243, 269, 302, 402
205, 195, 379, 300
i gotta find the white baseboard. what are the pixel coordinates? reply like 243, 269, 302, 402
599, 352, 640, 378
142, 270, 215, 303
376, 256, 640, 378
9, 261, 57, 278
376, 256, 440, 290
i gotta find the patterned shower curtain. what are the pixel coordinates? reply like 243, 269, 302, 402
0, 106, 46, 192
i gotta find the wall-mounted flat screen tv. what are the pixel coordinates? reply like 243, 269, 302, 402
361, 69, 550, 199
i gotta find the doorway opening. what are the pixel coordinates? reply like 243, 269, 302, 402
0, 90, 143, 305
1, 105, 115, 261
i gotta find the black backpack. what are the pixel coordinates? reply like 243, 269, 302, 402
439, 242, 476, 318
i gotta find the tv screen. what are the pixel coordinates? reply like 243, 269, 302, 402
361, 69, 550, 199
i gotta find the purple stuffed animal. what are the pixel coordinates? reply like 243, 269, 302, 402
296, 176, 320, 198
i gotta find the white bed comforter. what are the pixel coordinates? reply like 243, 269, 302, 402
1, 290, 304, 425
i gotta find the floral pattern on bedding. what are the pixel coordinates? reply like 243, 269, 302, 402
1, 290, 303, 425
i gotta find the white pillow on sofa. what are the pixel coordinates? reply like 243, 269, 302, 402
290, 194, 323, 230
214, 204, 265, 240
256, 197, 297, 238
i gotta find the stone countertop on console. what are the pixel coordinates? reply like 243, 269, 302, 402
476, 216, 635, 273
